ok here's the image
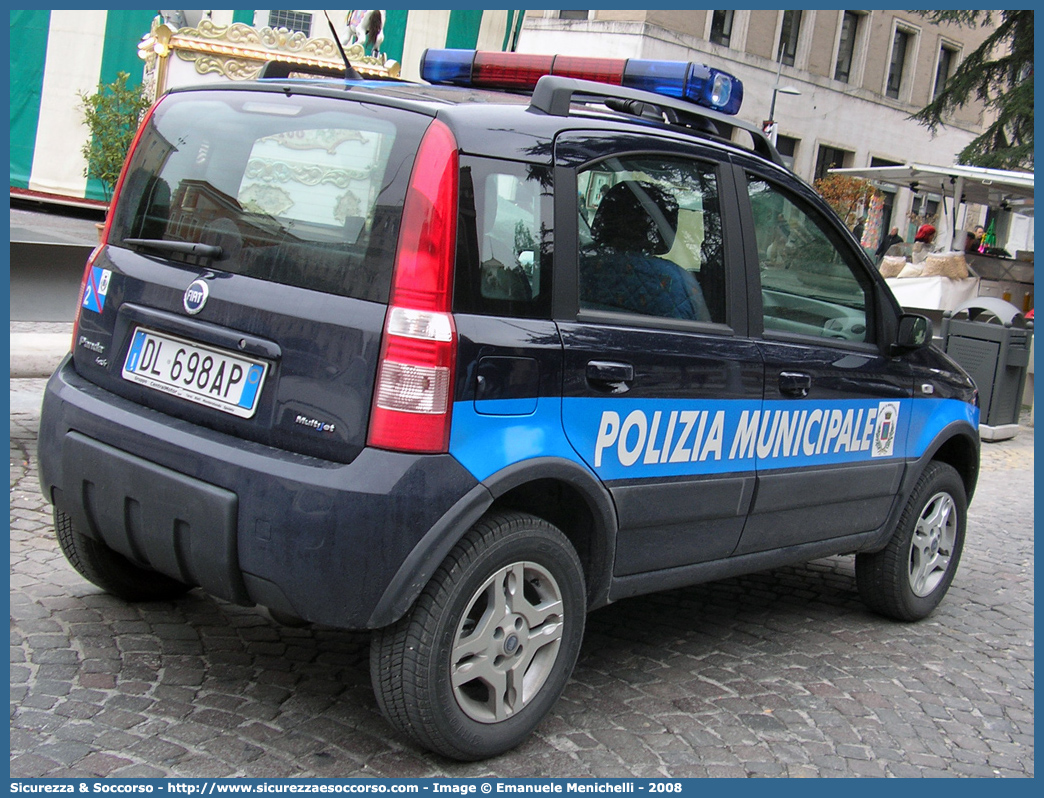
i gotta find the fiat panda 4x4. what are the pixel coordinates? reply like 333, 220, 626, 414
39, 49, 980, 760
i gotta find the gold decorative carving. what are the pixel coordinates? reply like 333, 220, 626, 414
185, 54, 266, 81
335, 191, 362, 223
239, 184, 294, 217
139, 16, 400, 100
262, 130, 368, 154
139, 20, 176, 100
245, 159, 374, 188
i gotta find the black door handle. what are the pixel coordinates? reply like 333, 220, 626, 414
586, 360, 634, 393
779, 371, 812, 398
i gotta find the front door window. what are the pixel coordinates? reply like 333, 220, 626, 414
747, 176, 870, 344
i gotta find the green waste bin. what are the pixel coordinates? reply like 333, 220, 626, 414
940, 298, 1033, 441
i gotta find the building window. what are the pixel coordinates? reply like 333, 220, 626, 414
559, 10, 589, 21
710, 11, 734, 47
834, 11, 861, 83
777, 10, 802, 66
268, 10, 312, 36
934, 45, 957, 99
886, 28, 912, 100
775, 135, 798, 171
814, 145, 851, 182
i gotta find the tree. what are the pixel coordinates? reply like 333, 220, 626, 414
79, 71, 151, 200
911, 10, 1033, 170
812, 174, 876, 226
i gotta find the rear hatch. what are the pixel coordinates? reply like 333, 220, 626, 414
73, 84, 432, 463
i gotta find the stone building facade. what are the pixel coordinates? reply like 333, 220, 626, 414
518, 10, 998, 240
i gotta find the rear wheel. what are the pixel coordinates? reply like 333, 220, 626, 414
856, 461, 966, 621
371, 511, 586, 760
54, 508, 191, 601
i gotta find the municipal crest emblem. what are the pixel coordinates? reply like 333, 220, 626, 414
873, 402, 900, 457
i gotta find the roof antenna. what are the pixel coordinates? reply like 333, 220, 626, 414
324, 10, 363, 80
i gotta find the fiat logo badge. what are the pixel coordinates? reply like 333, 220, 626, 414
183, 279, 209, 315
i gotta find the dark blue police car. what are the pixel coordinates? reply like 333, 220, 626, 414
38, 49, 980, 759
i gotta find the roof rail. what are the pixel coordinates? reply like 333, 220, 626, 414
529, 75, 783, 167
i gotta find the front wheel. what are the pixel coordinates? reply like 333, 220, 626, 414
370, 511, 586, 760
856, 461, 967, 621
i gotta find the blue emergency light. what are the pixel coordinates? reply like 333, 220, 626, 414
420, 49, 743, 115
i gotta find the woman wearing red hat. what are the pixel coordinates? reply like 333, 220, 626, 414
911, 223, 937, 263
915, 224, 936, 243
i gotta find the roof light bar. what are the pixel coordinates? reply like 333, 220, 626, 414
420, 49, 743, 115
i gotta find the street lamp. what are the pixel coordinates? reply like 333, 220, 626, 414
764, 85, 801, 146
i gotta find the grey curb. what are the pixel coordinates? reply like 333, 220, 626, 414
10, 333, 70, 379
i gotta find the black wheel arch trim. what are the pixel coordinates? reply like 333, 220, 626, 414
480, 456, 618, 611
907, 420, 980, 502
367, 481, 495, 628
368, 456, 619, 628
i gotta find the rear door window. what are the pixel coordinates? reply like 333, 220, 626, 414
110, 89, 430, 303
577, 155, 727, 325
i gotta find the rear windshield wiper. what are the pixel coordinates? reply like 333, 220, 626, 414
122, 238, 223, 260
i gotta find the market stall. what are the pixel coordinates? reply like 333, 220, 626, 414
830, 163, 1034, 315
885, 273, 980, 313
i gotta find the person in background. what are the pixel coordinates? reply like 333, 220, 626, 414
965, 225, 985, 253
911, 223, 937, 264
852, 216, 865, 242
764, 222, 790, 268
875, 226, 903, 259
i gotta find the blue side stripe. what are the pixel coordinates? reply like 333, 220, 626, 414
449, 396, 977, 484
907, 396, 980, 456
449, 397, 580, 483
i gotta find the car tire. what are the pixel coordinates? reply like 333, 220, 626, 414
370, 511, 586, 760
856, 461, 966, 621
54, 508, 192, 601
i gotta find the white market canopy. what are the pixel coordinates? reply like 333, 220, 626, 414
830, 162, 1034, 250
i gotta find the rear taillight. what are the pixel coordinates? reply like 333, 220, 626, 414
71, 98, 162, 352
367, 119, 459, 454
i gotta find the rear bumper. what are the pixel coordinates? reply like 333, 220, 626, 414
38, 358, 480, 629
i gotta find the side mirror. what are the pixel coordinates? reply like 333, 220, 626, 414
893, 313, 933, 353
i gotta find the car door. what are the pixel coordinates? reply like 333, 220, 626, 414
733, 162, 912, 555
554, 132, 764, 576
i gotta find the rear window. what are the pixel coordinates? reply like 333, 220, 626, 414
110, 88, 430, 303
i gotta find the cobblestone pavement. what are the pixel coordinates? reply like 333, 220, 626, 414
11, 379, 1034, 778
